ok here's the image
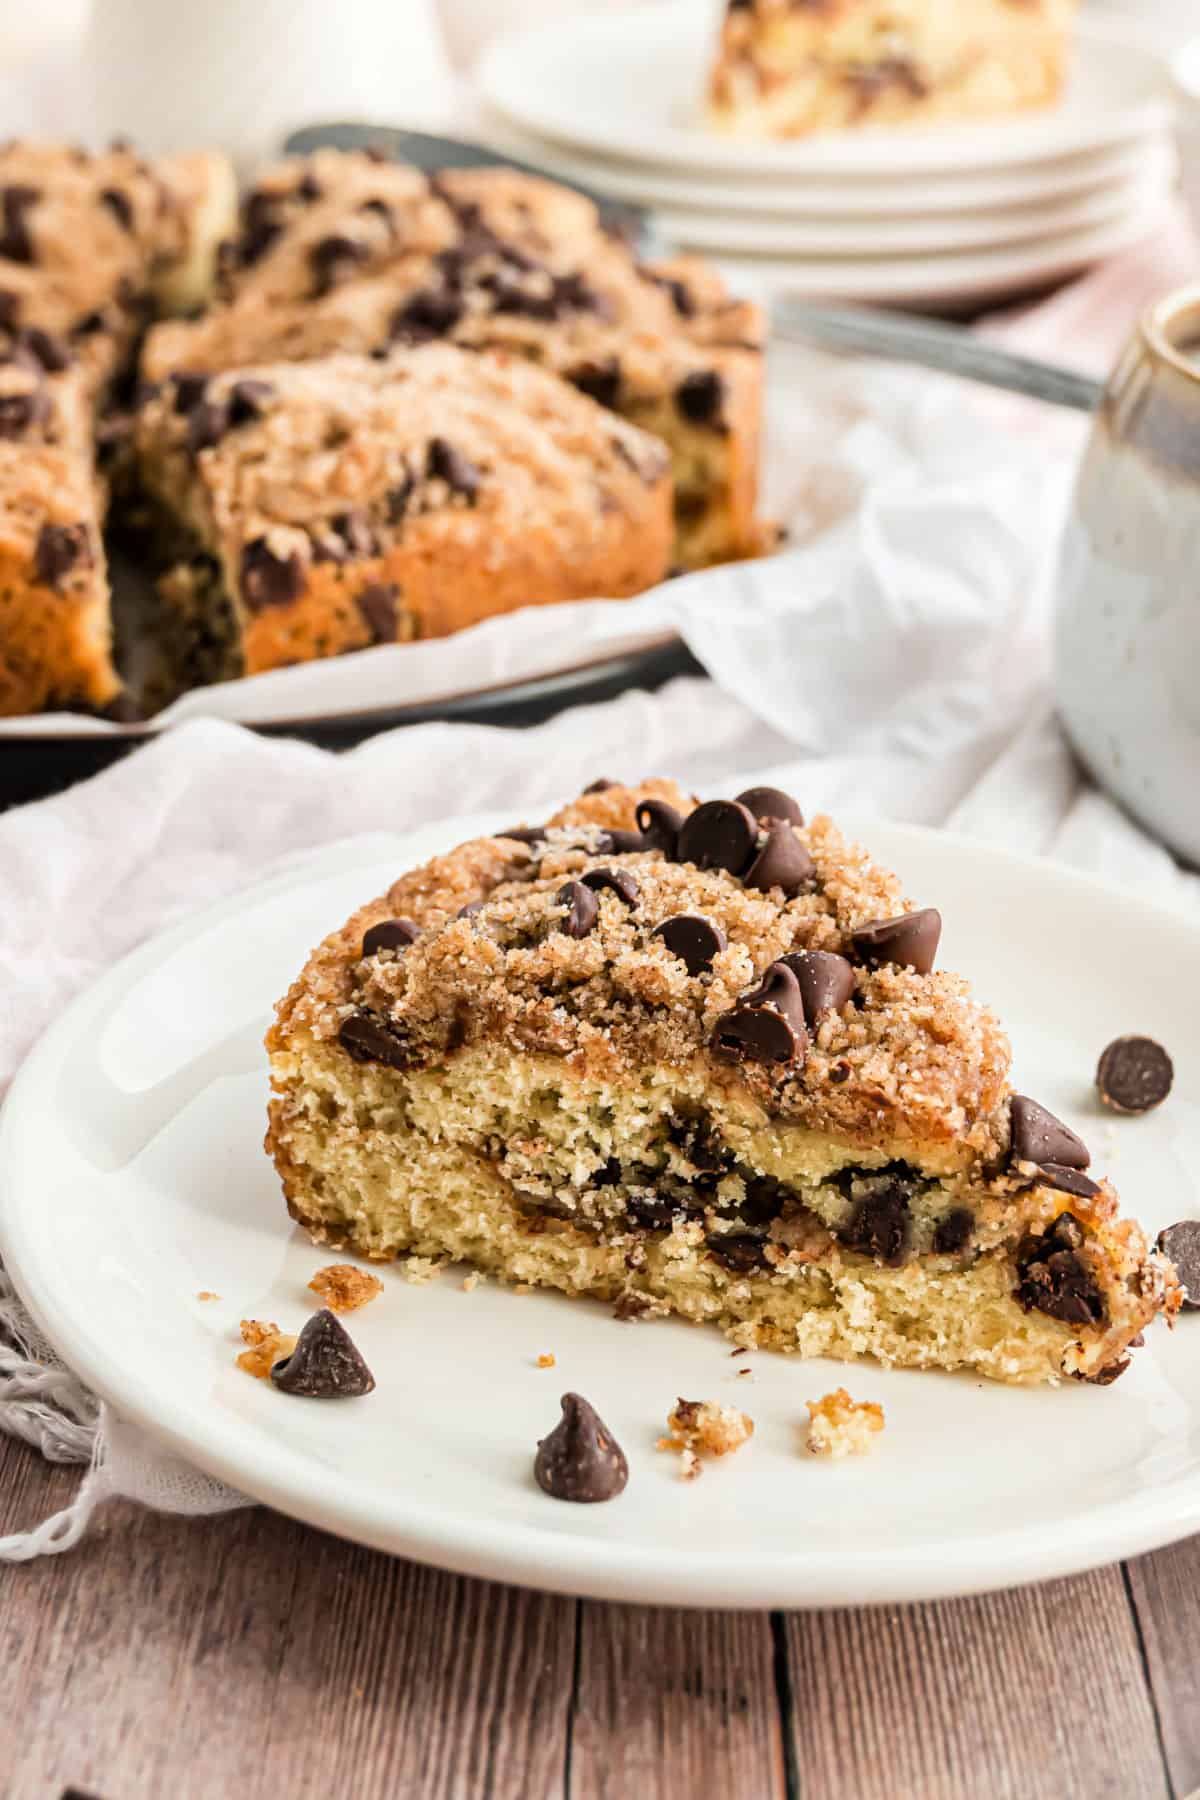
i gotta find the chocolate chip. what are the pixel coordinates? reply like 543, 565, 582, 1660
1015, 1213, 1106, 1327
391, 286, 465, 343
712, 960, 808, 1066
675, 369, 725, 428
1156, 1220, 1200, 1310
570, 359, 621, 409
779, 950, 855, 1028
427, 436, 480, 500
18, 326, 70, 372
385, 473, 415, 523
0, 289, 18, 330
676, 799, 758, 877
1096, 1036, 1174, 1115
337, 1010, 412, 1069
270, 1309, 376, 1398
170, 370, 208, 413
241, 537, 305, 610
297, 171, 322, 202
1039, 1164, 1101, 1201
228, 378, 273, 426
635, 798, 683, 857
583, 778, 616, 793
327, 508, 377, 559
456, 901, 485, 920
556, 879, 599, 938
601, 828, 644, 854
850, 908, 941, 975
498, 826, 546, 846
534, 1393, 628, 1503
361, 917, 420, 957
582, 867, 639, 906
185, 397, 229, 452
0, 385, 47, 438
1009, 1096, 1090, 1172
653, 914, 726, 975
743, 823, 814, 897
708, 1233, 769, 1273
841, 1178, 912, 1267
642, 269, 695, 316
736, 785, 804, 826
357, 582, 399, 644
309, 233, 366, 297
933, 1207, 974, 1255
100, 186, 133, 232
34, 522, 89, 590
0, 185, 38, 263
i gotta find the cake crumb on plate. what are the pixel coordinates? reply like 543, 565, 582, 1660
806, 1388, 885, 1459
196, 1290, 219, 1302
536, 1353, 556, 1368
658, 1397, 754, 1478
236, 1319, 297, 1381
307, 1263, 383, 1313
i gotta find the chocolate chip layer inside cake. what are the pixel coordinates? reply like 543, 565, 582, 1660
132, 345, 673, 691
266, 780, 1179, 1387
142, 151, 770, 570
707, 0, 1078, 139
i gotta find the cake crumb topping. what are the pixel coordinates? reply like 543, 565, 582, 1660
308, 1262, 383, 1312
806, 1388, 885, 1459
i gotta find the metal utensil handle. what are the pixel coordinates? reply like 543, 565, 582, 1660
771, 299, 1105, 414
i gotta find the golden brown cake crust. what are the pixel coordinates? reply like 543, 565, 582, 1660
134, 344, 673, 680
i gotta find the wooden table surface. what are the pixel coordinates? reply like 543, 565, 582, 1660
3, 1431, 1199, 1800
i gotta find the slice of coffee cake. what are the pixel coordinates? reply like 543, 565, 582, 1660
265, 780, 1177, 1386
707, 0, 1077, 138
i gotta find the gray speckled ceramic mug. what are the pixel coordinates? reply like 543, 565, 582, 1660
1056, 285, 1200, 867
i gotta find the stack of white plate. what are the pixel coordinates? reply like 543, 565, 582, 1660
476, 1, 1178, 310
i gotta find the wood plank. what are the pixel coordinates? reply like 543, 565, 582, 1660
780, 1570, 1168, 1800
0, 1433, 576, 1800
569, 1604, 785, 1800
1126, 1538, 1200, 1799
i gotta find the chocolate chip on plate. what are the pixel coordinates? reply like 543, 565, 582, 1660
780, 950, 855, 1029
653, 913, 726, 975
337, 1010, 412, 1070
270, 1309, 376, 1398
676, 799, 758, 877
556, 879, 599, 939
241, 537, 305, 610
743, 823, 814, 897
357, 581, 400, 644
534, 1392, 628, 1503
712, 960, 808, 1067
34, 522, 89, 590
361, 917, 420, 957
635, 798, 683, 857
1096, 1036, 1174, 1115
1156, 1221, 1200, 1310
850, 908, 941, 975
735, 785, 804, 826
582, 867, 639, 906
1009, 1096, 1090, 1172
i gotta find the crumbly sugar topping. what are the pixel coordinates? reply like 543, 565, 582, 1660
270, 779, 1012, 1162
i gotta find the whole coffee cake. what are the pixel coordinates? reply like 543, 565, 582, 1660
265, 779, 1178, 1385
142, 150, 769, 570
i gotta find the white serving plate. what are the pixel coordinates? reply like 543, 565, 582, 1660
652, 153, 1173, 257
478, 5, 1172, 178
2, 810, 1199, 1609
479, 112, 1171, 218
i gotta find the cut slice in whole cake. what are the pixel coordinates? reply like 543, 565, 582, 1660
707, 0, 1078, 139
266, 780, 1178, 1386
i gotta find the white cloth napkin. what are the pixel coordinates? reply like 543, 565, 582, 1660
4, 229, 1200, 1560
